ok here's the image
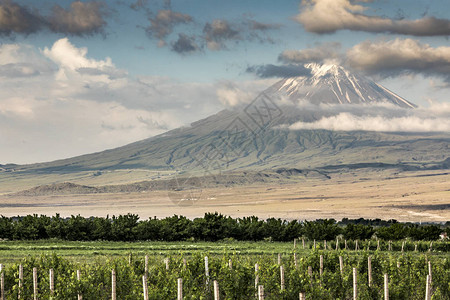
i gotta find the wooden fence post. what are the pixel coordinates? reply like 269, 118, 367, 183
319, 255, 324, 278
384, 274, 389, 300
280, 265, 285, 291
299, 292, 306, 300
205, 256, 210, 286
302, 238, 305, 249
229, 259, 232, 270
388, 240, 392, 251
324, 240, 327, 250
77, 270, 82, 300
143, 275, 148, 300
428, 261, 432, 287
111, 269, 116, 300
339, 256, 343, 275
18, 264, 23, 299
353, 268, 357, 300
345, 240, 348, 250
1, 269, 4, 300
355, 240, 359, 251
144, 255, 149, 275
49, 268, 54, 297
425, 275, 431, 300
213, 280, 219, 300
258, 285, 264, 300
177, 278, 183, 300
368, 256, 372, 287
277, 253, 281, 265
33, 267, 38, 300
183, 258, 187, 269
255, 264, 259, 293
377, 240, 380, 251
294, 238, 297, 248
336, 238, 339, 250
294, 253, 298, 268
165, 258, 170, 270
415, 244, 418, 252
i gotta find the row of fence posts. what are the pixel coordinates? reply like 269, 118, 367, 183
293, 238, 433, 252
0, 251, 435, 300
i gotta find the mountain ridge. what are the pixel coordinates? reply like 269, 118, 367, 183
2, 64, 449, 184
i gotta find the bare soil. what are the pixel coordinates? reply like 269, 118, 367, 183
0, 169, 448, 222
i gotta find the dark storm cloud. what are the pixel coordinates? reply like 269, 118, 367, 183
130, 0, 148, 11
49, 1, 108, 36
248, 20, 282, 31
145, 9, 192, 41
203, 19, 240, 50
296, 0, 450, 36
245, 19, 281, 44
171, 33, 199, 54
246, 64, 311, 78
0, 0, 44, 36
0, 0, 108, 37
202, 18, 281, 50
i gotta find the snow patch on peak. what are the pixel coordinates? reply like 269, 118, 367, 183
306, 63, 342, 78
268, 63, 417, 109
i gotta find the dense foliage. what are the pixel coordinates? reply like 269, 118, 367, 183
0, 213, 448, 243
0, 251, 449, 299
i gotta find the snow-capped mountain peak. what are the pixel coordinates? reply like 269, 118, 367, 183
267, 63, 416, 108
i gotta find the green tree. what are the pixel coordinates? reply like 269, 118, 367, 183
111, 214, 139, 241
303, 219, 341, 240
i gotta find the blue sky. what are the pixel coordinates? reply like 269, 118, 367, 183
1, 0, 450, 163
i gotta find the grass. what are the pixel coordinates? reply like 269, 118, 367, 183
1, 239, 449, 265
0, 239, 298, 264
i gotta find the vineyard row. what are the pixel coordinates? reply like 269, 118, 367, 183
0, 249, 448, 299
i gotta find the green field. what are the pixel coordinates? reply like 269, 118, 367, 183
0, 240, 449, 299
0, 239, 448, 264
0, 240, 299, 264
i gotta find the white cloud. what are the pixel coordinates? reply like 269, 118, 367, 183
288, 103, 450, 132
279, 42, 342, 64
296, 0, 450, 36
346, 38, 450, 81
216, 79, 276, 107
43, 38, 113, 71
0, 38, 265, 164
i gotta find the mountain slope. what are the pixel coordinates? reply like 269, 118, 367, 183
3, 64, 449, 181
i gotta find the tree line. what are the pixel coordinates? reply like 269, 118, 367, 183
0, 213, 448, 242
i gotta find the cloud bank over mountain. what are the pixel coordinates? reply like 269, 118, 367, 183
287, 103, 450, 132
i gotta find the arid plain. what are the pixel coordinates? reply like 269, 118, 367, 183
1, 169, 448, 222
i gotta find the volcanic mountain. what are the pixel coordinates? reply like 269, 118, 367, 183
268, 63, 416, 108
2, 64, 449, 186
